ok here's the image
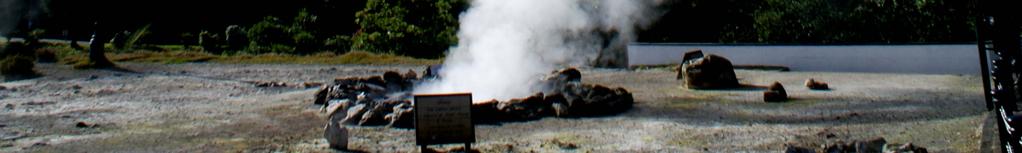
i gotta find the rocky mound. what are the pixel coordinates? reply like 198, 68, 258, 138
785, 137, 928, 153
313, 68, 634, 128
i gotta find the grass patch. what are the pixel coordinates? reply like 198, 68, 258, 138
214, 51, 440, 65
60, 50, 439, 65
0, 55, 38, 77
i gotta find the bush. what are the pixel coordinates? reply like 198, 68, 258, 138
324, 35, 352, 53
0, 55, 37, 77
35, 48, 58, 63
244, 9, 325, 55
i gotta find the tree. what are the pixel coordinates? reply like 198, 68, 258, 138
351, 0, 464, 58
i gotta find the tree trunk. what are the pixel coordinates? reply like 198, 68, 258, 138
87, 27, 114, 68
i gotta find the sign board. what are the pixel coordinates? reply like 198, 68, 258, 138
414, 93, 475, 145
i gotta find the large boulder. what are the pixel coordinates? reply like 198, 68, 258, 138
558, 84, 634, 117
764, 82, 788, 102
678, 50, 739, 89
324, 103, 349, 150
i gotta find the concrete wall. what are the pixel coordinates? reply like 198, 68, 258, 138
627, 43, 982, 74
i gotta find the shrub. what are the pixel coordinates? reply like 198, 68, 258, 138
35, 48, 58, 63
0, 55, 37, 77
324, 35, 352, 53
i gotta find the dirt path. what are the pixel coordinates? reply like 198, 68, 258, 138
0, 64, 987, 152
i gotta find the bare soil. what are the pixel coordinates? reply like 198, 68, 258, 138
0, 63, 988, 152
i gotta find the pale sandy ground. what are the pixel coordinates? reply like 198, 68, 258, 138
0, 63, 989, 152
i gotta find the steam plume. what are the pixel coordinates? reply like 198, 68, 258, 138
415, 0, 664, 101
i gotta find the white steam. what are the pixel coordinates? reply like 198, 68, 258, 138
415, 0, 664, 102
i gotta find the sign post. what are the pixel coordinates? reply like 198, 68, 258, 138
414, 93, 474, 152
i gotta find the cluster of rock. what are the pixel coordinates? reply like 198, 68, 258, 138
313, 68, 634, 129
675, 49, 837, 103
785, 137, 928, 153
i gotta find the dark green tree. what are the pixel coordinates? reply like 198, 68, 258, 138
351, 0, 464, 58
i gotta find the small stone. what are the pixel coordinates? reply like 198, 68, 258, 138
804, 78, 830, 90
88, 75, 99, 80
0, 86, 6, 90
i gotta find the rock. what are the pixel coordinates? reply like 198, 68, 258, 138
325, 101, 349, 150
805, 78, 830, 90
824, 141, 853, 153
386, 102, 415, 128
784, 144, 815, 153
497, 93, 553, 121
854, 137, 886, 153
883, 143, 927, 153
404, 69, 418, 81
340, 103, 368, 125
0, 85, 5, 90
543, 68, 583, 93
324, 120, 348, 150
358, 100, 401, 126
679, 50, 739, 89
543, 93, 570, 117
472, 100, 501, 123
252, 81, 288, 87
75, 121, 95, 128
313, 86, 331, 105
424, 64, 443, 79
822, 137, 888, 153
553, 68, 582, 82
383, 71, 405, 92
558, 84, 634, 117
764, 82, 788, 102
303, 82, 324, 88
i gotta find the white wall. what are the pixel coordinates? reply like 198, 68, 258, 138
627, 43, 982, 74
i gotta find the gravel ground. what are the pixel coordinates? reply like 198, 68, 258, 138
0, 63, 988, 152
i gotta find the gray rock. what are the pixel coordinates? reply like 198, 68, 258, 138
324, 120, 348, 150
